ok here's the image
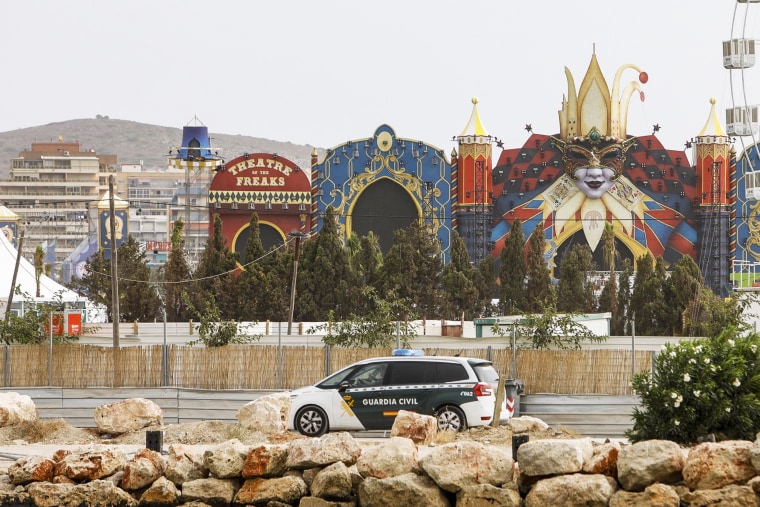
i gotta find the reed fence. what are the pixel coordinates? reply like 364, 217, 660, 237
0, 344, 653, 395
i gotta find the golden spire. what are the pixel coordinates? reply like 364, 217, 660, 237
697, 97, 728, 137
459, 97, 490, 137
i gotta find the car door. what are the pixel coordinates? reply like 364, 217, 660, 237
382, 361, 438, 422
331, 361, 390, 430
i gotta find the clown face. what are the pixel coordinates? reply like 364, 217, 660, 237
573, 166, 616, 199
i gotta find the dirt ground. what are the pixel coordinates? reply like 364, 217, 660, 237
0, 418, 579, 448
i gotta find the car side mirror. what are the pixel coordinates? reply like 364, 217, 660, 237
338, 381, 350, 392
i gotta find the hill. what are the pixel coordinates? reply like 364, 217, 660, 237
0, 118, 322, 180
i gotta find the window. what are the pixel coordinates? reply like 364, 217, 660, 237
387, 362, 437, 385
436, 362, 469, 382
348, 363, 388, 387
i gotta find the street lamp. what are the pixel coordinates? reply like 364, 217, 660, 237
287, 231, 308, 335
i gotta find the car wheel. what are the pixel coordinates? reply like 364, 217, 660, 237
436, 405, 467, 432
295, 405, 329, 437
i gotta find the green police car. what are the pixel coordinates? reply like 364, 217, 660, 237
288, 351, 508, 437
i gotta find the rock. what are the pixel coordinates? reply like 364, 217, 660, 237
616, 439, 685, 492
27, 482, 76, 507
234, 475, 308, 505
286, 432, 362, 469
242, 443, 289, 478
8, 455, 54, 485
311, 461, 353, 500
0, 392, 37, 427
94, 398, 163, 434
517, 438, 593, 477
682, 440, 756, 490
508, 416, 549, 434
139, 475, 180, 505
525, 473, 617, 507
164, 443, 208, 485
70, 480, 138, 506
680, 484, 758, 506
203, 438, 249, 479
356, 436, 418, 479
419, 440, 512, 492
390, 410, 438, 444
298, 497, 357, 507
583, 441, 621, 477
358, 472, 451, 507
54, 447, 127, 481
456, 483, 522, 506
236, 392, 292, 435
608, 482, 680, 506
121, 447, 165, 490
180, 477, 239, 505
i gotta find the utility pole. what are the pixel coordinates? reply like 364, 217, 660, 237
287, 231, 308, 335
109, 175, 119, 348
3, 231, 24, 333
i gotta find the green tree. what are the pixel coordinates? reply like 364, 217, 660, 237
378, 220, 442, 318
192, 214, 239, 320
556, 244, 595, 313
69, 235, 159, 322
598, 224, 618, 324
491, 309, 604, 350
34, 245, 44, 298
236, 212, 269, 321
613, 259, 634, 335
160, 219, 192, 322
684, 289, 751, 338
311, 287, 417, 348
474, 255, 498, 316
630, 253, 669, 335
665, 255, 703, 335
183, 292, 260, 347
499, 219, 527, 315
0, 289, 80, 344
525, 227, 554, 312
297, 207, 353, 320
114, 236, 161, 323
440, 232, 479, 319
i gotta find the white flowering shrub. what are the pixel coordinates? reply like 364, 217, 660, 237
627, 328, 760, 443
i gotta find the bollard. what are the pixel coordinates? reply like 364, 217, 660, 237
146, 430, 163, 452
512, 434, 529, 462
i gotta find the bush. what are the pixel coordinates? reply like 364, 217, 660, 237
627, 328, 760, 443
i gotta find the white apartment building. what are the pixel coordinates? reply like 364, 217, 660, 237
1, 141, 115, 279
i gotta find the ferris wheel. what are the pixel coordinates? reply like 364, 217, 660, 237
726, 0, 760, 195
726, 0, 760, 289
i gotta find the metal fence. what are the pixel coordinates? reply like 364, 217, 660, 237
0, 344, 653, 395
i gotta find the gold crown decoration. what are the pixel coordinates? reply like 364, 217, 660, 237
553, 52, 647, 177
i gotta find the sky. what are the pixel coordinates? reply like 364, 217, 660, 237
1, 1, 757, 163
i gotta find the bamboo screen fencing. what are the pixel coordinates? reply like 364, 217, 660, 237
0, 344, 653, 395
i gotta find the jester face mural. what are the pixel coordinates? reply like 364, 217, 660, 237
490, 53, 698, 269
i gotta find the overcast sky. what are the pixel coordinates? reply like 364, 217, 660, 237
2, 1, 756, 162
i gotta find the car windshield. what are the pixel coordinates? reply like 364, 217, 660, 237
316, 362, 388, 389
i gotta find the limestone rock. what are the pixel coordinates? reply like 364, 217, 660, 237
234, 475, 308, 505
389, 410, 437, 444
608, 483, 680, 507
683, 440, 756, 490
203, 438, 249, 479
680, 484, 758, 506
358, 472, 451, 507
55, 447, 127, 481
8, 455, 54, 485
508, 416, 549, 434
236, 392, 292, 435
525, 473, 617, 507
121, 447, 165, 490
180, 477, 239, 505
311, 461, 352, 500
0, 392, 37, 427
164, 443, 208, 485
356, 436, 418, 479
419, 440, 512, 492
139, 475, 180, 505
617, 439, 685, 492
583, 441, 621, 477
517, 438, 593, 477
456, 483, 522, 507
242, 443, 289, 478
286, 432, 362, 469
94, 397, 163, 435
